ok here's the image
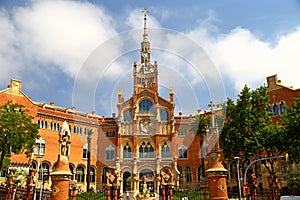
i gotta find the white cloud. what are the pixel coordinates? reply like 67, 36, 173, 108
0, 0, 118, 85
187, 25, 300, 92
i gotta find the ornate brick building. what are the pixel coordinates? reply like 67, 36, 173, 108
0, 11, 206, 196
0, 11, 299, 198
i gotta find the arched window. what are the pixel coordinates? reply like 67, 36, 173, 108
90, 166, 96, 183
124, 109, 132, 122
185, 166, 192, 182
102, 167, 108, 183
39, 163, 49, 181
123, 142, 132, 159
177, 166, 183, 184
106, 145, 115, 160
279, 101, 286, 114
178, 145, 187, 159
139, 141, 154, 158
273, 103, 279, 115
161, 141, 170, 158
139, 100, 153, 112
69, 165, 75, 180
160, 109, 169, 121
76, 166, 85, 182
197, 165, 204, 181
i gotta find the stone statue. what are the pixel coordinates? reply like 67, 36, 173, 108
59, 121, 71, 156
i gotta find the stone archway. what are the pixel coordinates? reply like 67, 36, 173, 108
139, 169, 154, 193
123, 171, 131, 192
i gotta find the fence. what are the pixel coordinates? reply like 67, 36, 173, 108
172, 189, 208, 200
0, 185, 51, 200
72, 191, 106, 200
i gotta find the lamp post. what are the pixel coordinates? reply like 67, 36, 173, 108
86, 129, 93, 192
33, 137, 45, 200
234, 156, 242, 200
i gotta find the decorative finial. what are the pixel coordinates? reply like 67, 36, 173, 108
143, 8, 148, 25
208, 100, 215, 128
143, 8, 148, 36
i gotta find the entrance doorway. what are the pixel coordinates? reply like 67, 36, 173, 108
123, 171, 131, 192
139, 169, 154, 193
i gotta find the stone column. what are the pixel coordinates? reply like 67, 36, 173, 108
50, 155, 72, 200
206, 149, 228, 200
50, 121, 72, 200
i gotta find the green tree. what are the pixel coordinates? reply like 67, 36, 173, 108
0, 101, 39, 173
280, 97, 300, 162
220, 85, 285, 192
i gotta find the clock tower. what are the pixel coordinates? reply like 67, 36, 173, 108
133, 9, 158, 94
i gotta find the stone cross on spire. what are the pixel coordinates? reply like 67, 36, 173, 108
143, 8, 148, 40
208, 100, 215, 128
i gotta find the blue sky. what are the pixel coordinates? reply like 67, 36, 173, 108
1, 0, 300, 116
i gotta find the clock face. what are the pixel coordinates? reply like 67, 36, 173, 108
142, 51, 148, 58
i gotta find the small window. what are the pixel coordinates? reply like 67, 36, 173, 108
102, 167, 108, 183
161, 141, 170, 158
34, 137, 46, 156
123, 142, 132, 158
82, 146, 88, 159
90, 166, 96, 183
177, 166, 183, 184
106, 145, 115, 160
39, 163, 49, 181
106, 130, 116, 137
197, 165, 204, 181
273, 103, 279, 115
177, 129, 187, 136
185, 166, 192, 182
76, 166, 85, 183
178, 145, 187, 159
279, 101, 286, 114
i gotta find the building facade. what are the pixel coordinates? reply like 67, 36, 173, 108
0, 12, 299, 197
0, 12, 205, 195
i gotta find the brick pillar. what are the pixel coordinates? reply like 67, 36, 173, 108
50, 155, 72, 200
203, 187, 207, 200
206, 150, 228, 200
168, 185, 173, 200
106, 186, 111, 200
26, 168, 36, 200
5, 183, 15, 200
161, 186, 166, 200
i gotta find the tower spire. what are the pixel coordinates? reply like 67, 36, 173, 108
143, 8, 148, 42
141, 8, 150, 63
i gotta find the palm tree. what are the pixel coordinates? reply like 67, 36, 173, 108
190, 113, 210, 177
